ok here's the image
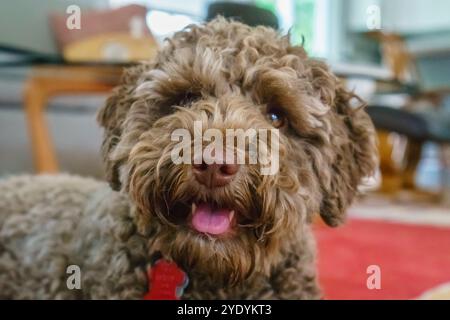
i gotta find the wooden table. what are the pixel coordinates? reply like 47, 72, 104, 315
23, 65, 123, 173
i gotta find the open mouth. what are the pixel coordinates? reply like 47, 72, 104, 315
191, 203, 235, 236
168, 201, 238, 236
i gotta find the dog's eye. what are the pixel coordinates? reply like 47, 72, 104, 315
266, 106, 286, 128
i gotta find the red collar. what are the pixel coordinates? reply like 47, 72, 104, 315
143, 259, 189, 300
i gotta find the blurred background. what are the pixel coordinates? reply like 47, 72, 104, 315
0, 0, 449, 299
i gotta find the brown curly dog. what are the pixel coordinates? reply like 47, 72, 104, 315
0, 18, 377, 299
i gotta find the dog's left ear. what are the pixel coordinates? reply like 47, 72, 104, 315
309, 60, 378, 227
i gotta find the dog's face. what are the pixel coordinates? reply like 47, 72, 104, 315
98, 18, 378, 283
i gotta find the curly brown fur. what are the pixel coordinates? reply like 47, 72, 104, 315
0, 18, 377, 299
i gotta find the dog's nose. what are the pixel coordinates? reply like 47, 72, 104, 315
193, 162, 239, 188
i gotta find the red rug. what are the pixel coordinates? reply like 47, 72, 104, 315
314, 218, 450, 299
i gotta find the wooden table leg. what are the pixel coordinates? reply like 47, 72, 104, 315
378, 130, 402, 194
24, 77, 58, 173
402, 140, 423, 190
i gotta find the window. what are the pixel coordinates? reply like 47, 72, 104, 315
109, 0, 205, 40
110, 0, 335, 57
255, 0, 331, 58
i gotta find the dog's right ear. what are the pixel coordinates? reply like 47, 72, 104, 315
303, 59, 378, 227
320, 86, 378, 227
97, 65, 146, 191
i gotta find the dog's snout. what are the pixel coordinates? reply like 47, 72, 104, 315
193, 162, 239, 188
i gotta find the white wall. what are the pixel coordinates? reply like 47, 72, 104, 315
347, 0, 382, 32
348, 0, 450, 34
0, 0, 109, 55
383, 0, 450, 34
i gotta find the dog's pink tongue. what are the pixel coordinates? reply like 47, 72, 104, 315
191, 203, 232, 235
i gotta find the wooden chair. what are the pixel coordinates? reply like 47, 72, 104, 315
24, 65, 123, 172
22, 4, 158, 173
366, 31, 450, 198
